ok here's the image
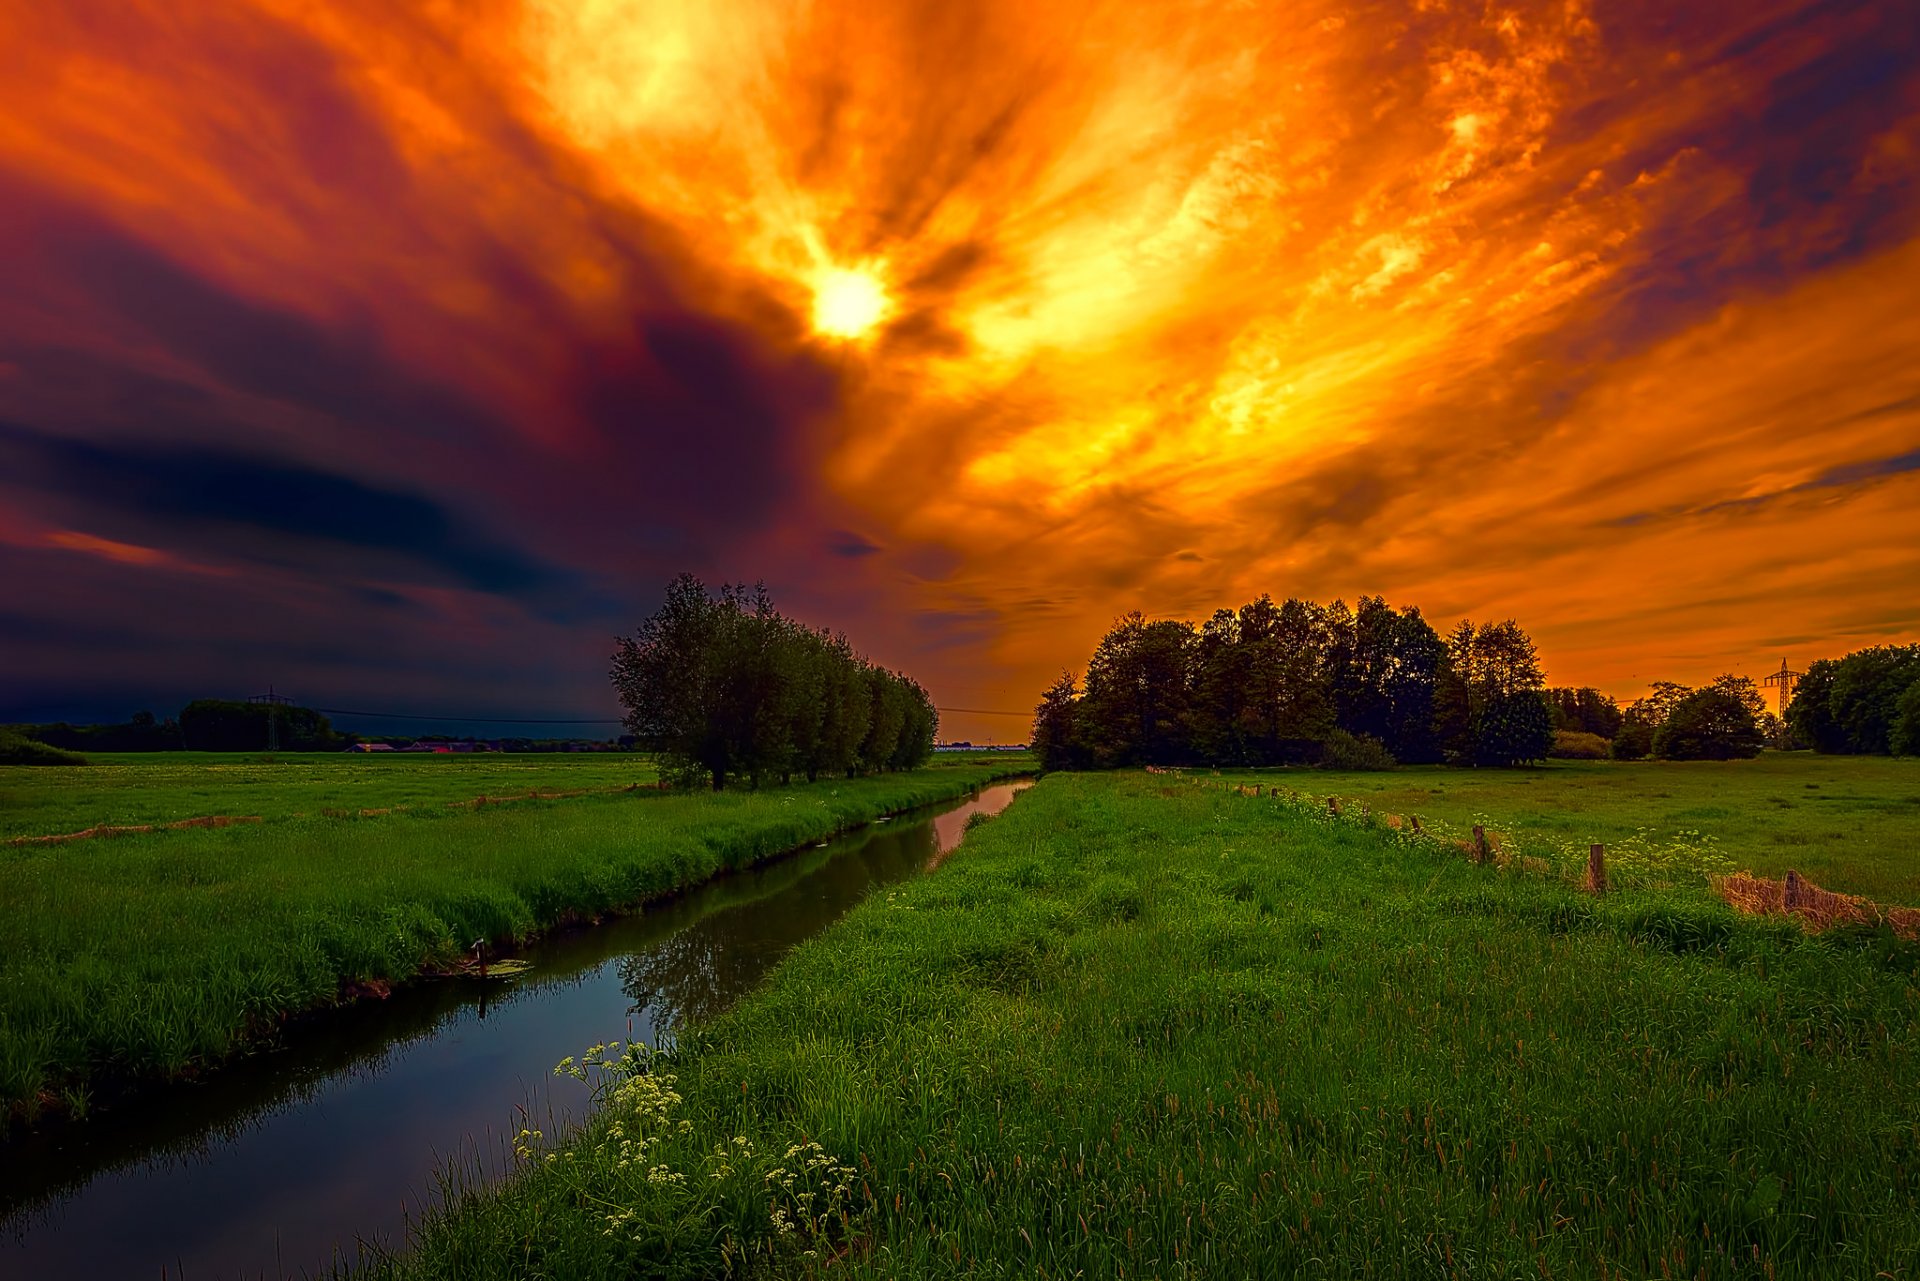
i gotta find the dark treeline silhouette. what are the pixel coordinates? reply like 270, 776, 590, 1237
1611, 675, 1769, 761
1032, 596, 1555, 771
611, 574, 936, 790
1788, 645, 1920, 756
7, 702, 343, 753
1547, 687, 1624, 739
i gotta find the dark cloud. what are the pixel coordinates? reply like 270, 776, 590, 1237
0, 423, 579, 602
828, 530, 884, 557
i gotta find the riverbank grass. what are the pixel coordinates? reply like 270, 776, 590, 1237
0, 758, 1029, 1121
381, 770, 1920, 1279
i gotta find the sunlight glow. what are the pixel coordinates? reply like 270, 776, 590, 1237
811, 267, 890, 340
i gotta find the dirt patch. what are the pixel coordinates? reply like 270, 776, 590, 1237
7, 815, 263, 847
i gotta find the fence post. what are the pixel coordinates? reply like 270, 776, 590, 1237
1410, 815, 1422, 835
1471, 825, 1490, 865
1783, 869, 1805, 913
1327, 796, 1340, 817
1586, 843, 1607, 895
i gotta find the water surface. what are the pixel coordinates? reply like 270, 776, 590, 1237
0, 782, 1028, 1279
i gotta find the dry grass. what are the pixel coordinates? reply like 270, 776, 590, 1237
1716, 870, 1920, 939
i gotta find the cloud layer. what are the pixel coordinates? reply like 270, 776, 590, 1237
1, 0, 1916, 737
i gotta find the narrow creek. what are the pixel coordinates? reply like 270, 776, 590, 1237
0, 780, 1031, 1279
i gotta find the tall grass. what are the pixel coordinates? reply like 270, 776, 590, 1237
0, 760, 1027, 1120
376, 771, 1920, 1279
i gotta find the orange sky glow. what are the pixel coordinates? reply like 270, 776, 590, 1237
1, 0, 1916, 740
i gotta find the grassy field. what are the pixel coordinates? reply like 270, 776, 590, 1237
0, 755, 1030, 1122
377, 769, 1920, 1280
1246, 753, 1920, 906
0, 752, 665, 840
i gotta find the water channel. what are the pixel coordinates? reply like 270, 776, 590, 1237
0, 781, 1030, 1279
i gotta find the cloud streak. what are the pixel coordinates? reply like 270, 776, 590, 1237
0, 0, 1916, 736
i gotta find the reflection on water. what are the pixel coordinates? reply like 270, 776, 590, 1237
0, 781, 1028, 1280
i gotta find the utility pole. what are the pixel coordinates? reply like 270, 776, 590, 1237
249, 686, 293, 752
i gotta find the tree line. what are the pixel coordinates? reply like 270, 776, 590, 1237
6, 702, 343, 753
1787, 645, 1920, 756
611, 574, 936, 790
1031, 596, 1556, 771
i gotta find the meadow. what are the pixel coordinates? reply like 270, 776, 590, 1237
1241, 753, 1920, 905
0, 752, 665, 840
0, 754, 1029, 1123
377, 769, 1920, 1280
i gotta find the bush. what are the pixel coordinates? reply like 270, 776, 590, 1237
1654, 689, 1764, 761
0, 730, 87, 766
1611, 722, 1654, 761
1548, 730, 1610, 760
1318, 729, 1396, 771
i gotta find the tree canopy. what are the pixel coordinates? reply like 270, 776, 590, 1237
611, 575, 936, 789
1788, 645, 1920, 756
1032, 596, 1552, 770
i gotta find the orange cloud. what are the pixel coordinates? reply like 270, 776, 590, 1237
0, 0, 1915, 737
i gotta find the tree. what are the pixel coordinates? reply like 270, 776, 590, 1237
1785, 646, 1920, 755
1548, 687, 1623, 738
1437, 619, 1553, 766
611, 575, 933, 790
1031, 672, 1086, 771
1891, 680, 1920, 757
1654, 683, 1765, 760
1080, 613, 1196, 766
178, 700, 338, 751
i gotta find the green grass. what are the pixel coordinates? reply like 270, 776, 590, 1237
0, 756, 1030, 1120
375, 770, 1920, 1280
0, 752, 667, 839
1243, 753, 1920, 906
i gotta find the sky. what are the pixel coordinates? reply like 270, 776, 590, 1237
2, 0, 1917, 743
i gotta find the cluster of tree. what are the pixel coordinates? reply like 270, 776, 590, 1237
9, 702, 343, 753
1547, 687, 1624, 739
1610, 676, 1769, 761
1032, 596, 1556, 771
1787, 645, 1920, 756
611, 575, 937, 790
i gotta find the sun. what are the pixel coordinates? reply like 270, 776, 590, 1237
810, 266, 891, 340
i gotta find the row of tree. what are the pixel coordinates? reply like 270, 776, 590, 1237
1787, 645, 1920, 756
611, 575, 936, 790
9, 702, 344, 753
1031, 596, 1557, 770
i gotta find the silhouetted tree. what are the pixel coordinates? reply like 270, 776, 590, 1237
1031, 671, 1087, 771
1655, 683, 1765, 760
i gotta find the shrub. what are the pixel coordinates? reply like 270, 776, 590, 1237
1611, 722, 1654, 761
1548, 730, 1610, 760
0, 730, 87, 766
1318, 729, 1396, 771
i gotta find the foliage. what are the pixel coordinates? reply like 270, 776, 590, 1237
380, 772, 1920, 1280
1654, 680, 1767, 761
1789, 645, 1920, 755
8, 710, 180, 752
1892, 680, 1920, 757
0, 758, 1024, 1118
0, 730, 87, 766
610, 574, 934, 790
1548, 729, 1610, 759
1546, 686, 1623, 738
1030, 671, 1087, 771
1034, 594, 1525, 769
178, 700, 341, 751
1610, 720, 1654, 760
1436, 619, 1553, 765
1317, 728, 1395, 770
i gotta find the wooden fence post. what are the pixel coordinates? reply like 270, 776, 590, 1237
1783, 869, 1805, 913
1471, 825, 1490, 864
1585, 843, 1607, 895
1327, 796, 1340, 817
1410, 815, 1423, 835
